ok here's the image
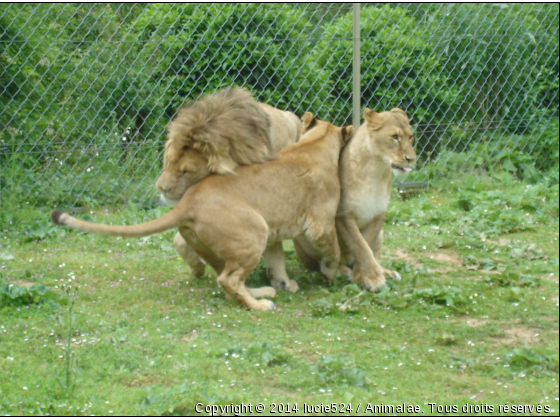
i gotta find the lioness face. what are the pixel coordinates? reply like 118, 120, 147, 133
364, 108, 416, 176
155, 145, 214, 205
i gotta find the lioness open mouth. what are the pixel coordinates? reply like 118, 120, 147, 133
391, 163, 413, 172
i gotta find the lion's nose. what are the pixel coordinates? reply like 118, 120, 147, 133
405, 155, 415, 163
156, 180, 172, 194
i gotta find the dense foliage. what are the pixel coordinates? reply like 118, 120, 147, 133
0, 3, 558, 208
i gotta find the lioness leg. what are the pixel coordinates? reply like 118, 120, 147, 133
263, 242, 299, 293
173, 232, 206, 277
336, 216, 385, 292
363, 223, 401, 281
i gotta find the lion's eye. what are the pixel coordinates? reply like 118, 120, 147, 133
391, 134, 400, 142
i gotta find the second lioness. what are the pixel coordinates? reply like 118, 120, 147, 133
295, 108, 416, 291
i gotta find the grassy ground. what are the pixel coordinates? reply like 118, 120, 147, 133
0, 171, 558, 416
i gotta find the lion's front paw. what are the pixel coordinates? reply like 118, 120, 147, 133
271, 278, 299, 293
320, 258, 338, 283
285, 279, 299, 293
382, 268, 401, 281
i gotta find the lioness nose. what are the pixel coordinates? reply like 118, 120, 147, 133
405, 155, 415, 163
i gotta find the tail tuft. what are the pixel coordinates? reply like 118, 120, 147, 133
51, 210, 66, 225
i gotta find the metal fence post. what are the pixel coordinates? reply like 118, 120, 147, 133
352, 3, 361, 129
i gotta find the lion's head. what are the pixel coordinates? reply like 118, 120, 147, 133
156, 87, 272, 205
363, 107, 416, 176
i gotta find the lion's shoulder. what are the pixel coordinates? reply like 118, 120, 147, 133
259, 103, 301, 152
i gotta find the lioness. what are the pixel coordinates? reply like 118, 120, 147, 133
294, 108, 416, 292
158, 87, 301, 284
52, 114, 353, 310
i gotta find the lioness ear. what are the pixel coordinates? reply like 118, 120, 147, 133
301, 112, 317, 133
364, 108, 387, 130
390, 107, 409, 122
363, 108, 386, 130
341, 125, 354, 142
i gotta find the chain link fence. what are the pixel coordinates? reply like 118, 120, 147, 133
1, 3, 558, 210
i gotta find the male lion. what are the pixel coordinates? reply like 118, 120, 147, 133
294, 108, 416, 292
157, 87, 301, 283
51, 115, 353, 310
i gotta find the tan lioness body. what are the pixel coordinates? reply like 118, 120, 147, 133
159, 88, 301, 287
52, 115, 353, 310
295, 108, 416, 291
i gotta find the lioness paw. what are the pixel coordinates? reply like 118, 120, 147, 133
354, 270, 386, 292
383, 268, 401, 281
362, 276, 386, 292
254, 299, 276, 311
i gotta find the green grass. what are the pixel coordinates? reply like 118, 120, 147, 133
1, 171, 558, 416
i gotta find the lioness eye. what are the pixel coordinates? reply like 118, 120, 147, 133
391, 134, 400, 142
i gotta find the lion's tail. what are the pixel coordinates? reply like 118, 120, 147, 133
50, 207, 185, 238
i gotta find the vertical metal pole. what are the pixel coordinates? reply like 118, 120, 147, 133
352, 3, 361, 129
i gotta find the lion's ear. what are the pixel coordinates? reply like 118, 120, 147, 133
341, 125, 354, 142
364, 108, 386, 130
301, 112, 317, 133
390, 107, 409, 122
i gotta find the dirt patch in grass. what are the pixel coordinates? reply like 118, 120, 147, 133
427, 251, 463, 266
181, 331, 199, 342
393, 248, 464, 273
463, 317, 489, 327
127, 374, 171, 388
498, 326, 540, 345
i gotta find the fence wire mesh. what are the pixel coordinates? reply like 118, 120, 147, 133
1, 3, 558, 209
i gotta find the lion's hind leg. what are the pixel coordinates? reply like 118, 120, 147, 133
246, 286, 277, 299
173, 231, 206, 277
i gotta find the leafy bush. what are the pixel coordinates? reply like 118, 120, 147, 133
310, 5, 460, 133
427, 3, 559, 130
420, 117, 559, 182
128, 4, 330, 115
